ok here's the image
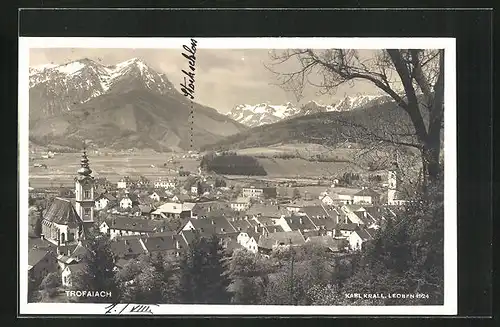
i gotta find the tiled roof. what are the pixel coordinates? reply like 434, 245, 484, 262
283, 214, 316, 231
258, 231, 305, 249
337, 223, 359, 231
247, 204, 287, 218
356, 228, 378, 241
187, 216, 236, 235
43, 197, 82, 227
354, 188, 380, 197
306, 236, 347, 251
28, 248, 54, 266
105, 216, 163, 233
230, 219, 254, 231
141, 234, 187, 253
110, 238, 146, 258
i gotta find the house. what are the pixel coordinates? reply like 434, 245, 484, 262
285, 199, 323, 212
353, 188, 380, 205
141, 234, 188, 258
247, 203, 288, 219
306, 235, 348, 253
149, 189, 169, 202
117, 177, 132, 189
109, 238, 147, 259
300, 205, 339, 233
340, 204, 368, 225
171, 193, 191, 203
230, 197, 251, 211
95, 192, 117, 210
61, 262, 85, 288
257, 230, 306, 255
119, 193, 139, 210
320, 194, 336, 205
28, 248, 59, 283
335, 223, 360, 238
330, 187, 363, 204
348, 227, 377, 251
99, 216, 165, 239
138, 204, 155, 217
242, 186, 277, 199
182, 216, 236, 236
151, 202, 193, 219
154, 178, 176, 189
280, 214, 316, 232
236, 229, 260, 253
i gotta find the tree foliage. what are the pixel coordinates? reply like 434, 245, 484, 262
177, 234, 231, 304
71, 231, 120, 303
268, 48, 444, 184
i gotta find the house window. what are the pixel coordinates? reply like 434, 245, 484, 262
84, 208, 91, 217
84, 190, 91, 199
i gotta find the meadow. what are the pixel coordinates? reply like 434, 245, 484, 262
28, 152, 200, 188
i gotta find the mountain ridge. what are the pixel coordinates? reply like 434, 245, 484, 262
226, 94, 392, 128
29, 58, 246, 151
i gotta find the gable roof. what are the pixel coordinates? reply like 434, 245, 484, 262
187, 216, 236, 235
141, 234, 188, 253
152, 189, 169, 198
258, 231, 305, 249
97, 192, 117, 201
283, 214, 316, 231
28, 248, 54, 267
306, 236, 348, 251
105, 216, 163, 233
43, 197, 82, 227
354, 188, 380, 198
247, 204, 287, 217
355, 227, 378, 241
337, 223, 359, 231
110, 238, 146, 258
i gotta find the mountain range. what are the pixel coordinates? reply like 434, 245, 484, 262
203, 98, 422, 151
226, 94, 392, 128
28, 58, 246, 151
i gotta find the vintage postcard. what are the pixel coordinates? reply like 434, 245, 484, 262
19, 37, 457, 315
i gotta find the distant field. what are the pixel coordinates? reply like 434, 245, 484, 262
258, 157, 359, 178
28, 152, 200, 188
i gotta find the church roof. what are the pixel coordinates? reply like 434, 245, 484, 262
43, 197, 82, 227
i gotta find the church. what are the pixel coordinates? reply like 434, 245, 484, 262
41, 148, 96, 253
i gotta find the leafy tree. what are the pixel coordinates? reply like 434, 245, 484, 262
28, 275, 41, 303
40, 271, 61, 299
71, 231, 120, 303
292, 188, 301, 200
268, 49, 444, 184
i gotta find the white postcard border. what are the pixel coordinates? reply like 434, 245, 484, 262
18, 37, 457, 316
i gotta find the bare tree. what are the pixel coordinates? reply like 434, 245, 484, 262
267, 49, 444, 186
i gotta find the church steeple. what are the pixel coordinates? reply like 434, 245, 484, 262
77, 145, 92, 177
74, 143, 95, 223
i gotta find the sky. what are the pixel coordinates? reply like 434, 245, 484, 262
30, 48, 382, 113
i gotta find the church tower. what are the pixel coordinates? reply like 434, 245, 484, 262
74, 146, 95, 223
387, 162, 397, 205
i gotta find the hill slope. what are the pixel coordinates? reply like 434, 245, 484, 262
203, 99, 429, 151
29, 58, 246, 151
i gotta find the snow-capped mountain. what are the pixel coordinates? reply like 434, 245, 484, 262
28, 58, 245, 151
228, 94, 391, 127
226, 102, 300, 127
29, 58, 177, 120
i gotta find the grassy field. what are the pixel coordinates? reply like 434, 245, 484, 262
27, 144, 377, 189
28, 152, 200, 188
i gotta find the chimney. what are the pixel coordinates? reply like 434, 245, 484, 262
299, 217, 303, 224
363, 211, 367, 219
254, 225, 258, 233
211, 220, 215, 225
176, 240, 180, 249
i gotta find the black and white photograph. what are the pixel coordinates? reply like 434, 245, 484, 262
19, 37, 456, 315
